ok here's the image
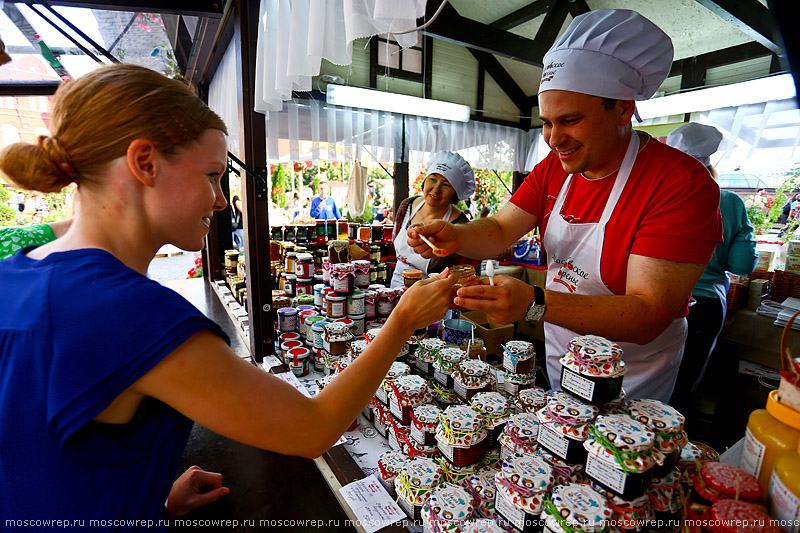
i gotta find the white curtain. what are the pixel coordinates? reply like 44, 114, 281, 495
208, 38, 240, 156
254, 0, 426, 117
264, 100, 529, 172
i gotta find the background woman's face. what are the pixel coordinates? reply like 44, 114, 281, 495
422, 173, 455, 207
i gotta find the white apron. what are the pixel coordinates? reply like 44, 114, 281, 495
543, 133, 687, 402
390, 199, 453, 288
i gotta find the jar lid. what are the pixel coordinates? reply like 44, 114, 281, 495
504, 371, 537, 384
311, 320, 330, 332
699, 462, 762, 501
412, 403, 441, 425
503, 340, 535, 360
349, 338, 369, 355
471, 392, 510, 417
280, 340, 303, 350
313, 283, 325, 291
592, 414, 655, 453
680, 441, 719, 466
546, 484, 611, 532
296, 253, 313, 261
328, 239, 350, 251
650, 469, 680, 489
567, 335, 623, 362
279, 332, 302, 341
365, 327, 382, 340
335, 318, 354, 326
378, 450, 408, 477
403, 458, 443, 488
369, 284, 384, 291
285, 273, 297, 279
277, 307, 298, 316
393, 375, 429, 397
323, 321, 352, 341
332, 262, 354, 272
424, 483, 474, 522
460, 519, 506, 533
546, 391, 599, 423
287, 347, 310, 360
348, 290, 365, 300
516, 388, 548, 409
466, 467, 499, 502
420, 338, 447, 351
458, 359, 491, 377
305, 315, 325, 326
500, 452, 553, 493
708, 500, 783, 533
627, 399, 685, 434
767, 389, 800, 429
507, 412, 540, 439
560, 351, 627, 378
403, 269, 423, 279
326, 294, 347, 302
386, 361, 410, 380
286, 251, 297, 257
440, 404, 485, 433
438, 347, 466, 363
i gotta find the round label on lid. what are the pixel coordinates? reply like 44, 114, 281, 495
404, 458, 443, 488
567, 335, 623, 362
508, 412, 539, 438
394, 375, 428, 396
593, 414, 655, 453
424, 483, 474, 522
546, 391, 599, 422
466, 467, 498, 502
549, 484, 611, 532
471, 392, 509, 416
500, 453, 552, 492
517, 388, 548, 408
504, 340, 535, 359
439, 347, 466, 363
378, 450, 407, 475
441, 405, 484, 433
413, 403, 441, 425
627, 399, 685, 434
386, 361, 410, 380
458, 359, 491, 377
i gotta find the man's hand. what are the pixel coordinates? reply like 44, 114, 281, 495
167, 465, 230, 518
407, 220, 459, 259
454, 275, 535, 325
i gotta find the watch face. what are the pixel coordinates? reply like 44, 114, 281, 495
527, 304, 545, 322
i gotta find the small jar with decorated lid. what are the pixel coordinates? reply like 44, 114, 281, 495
583, 414, 664, 500
436, 405, 488, 467
504, 371, 537, 396
471, 392, 511, 449
453, 360, 496, 403
677, 440, 718, 487
588, 480, 654, 533
538, 450, 585, 486
464, 466, 500, 521
498, 412, 539, 460
493, 453, 553, 533
417, 338, 448, 378
421, 482, 475, 532
647, 469, 682, 528
322, 321, 352, 356
395, 458, 444, 522
376, 361, 411, 404
560, 335, 626, 406
411, 404, 442, 447
513, 387, 548, 414
541, 483, 611, 533
390, 375, 434, 425
536, 391, 598, 465
434, 347, 466, 389
627, 398, 687, 478
502, 340, 536, 375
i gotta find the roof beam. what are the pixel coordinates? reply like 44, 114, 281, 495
533, 0, 571, 51
668, 41, 776, 78
27, 0, 223, 17
490, 0, 552, 31
568, 0, 591, 18
694, 0, 782, 54
468, 48, 529, 113
421, 2, 550, 67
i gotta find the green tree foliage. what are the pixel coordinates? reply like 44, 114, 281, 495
271, 163, 288, 208
0, 188, 15, 226
473, 168, 511, 215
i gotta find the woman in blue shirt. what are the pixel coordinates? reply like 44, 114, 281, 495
0, 64, 456, 529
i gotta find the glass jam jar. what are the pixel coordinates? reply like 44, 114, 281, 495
449, 265, 480, 310
536, 391, 598, 465
498, 412, 540, 460
352, 260, 371, 288
436, 405, 488, 467
493, 453, 553, 532
410, 403, 441, 447
470, 392, 511, 449
327, 239, 350, 264
560, 335, 627, 406
395, 458, 444, 523
403, 269, 423, 288
627, 398, 687, 479
453, 359, 495, 403
377, 450, 408, 499
389, 375, 433, 425
331, 262, 355, 296
421, 483, 475, 532
502, 340, 536, 375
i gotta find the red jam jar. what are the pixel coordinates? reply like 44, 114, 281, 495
389, 375, 433, 426
453, 359, 495, 403
436, 404, 488, 467
470, 392, 511, 449
411, 403, 441, 447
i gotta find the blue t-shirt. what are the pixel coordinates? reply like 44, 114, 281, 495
0, 248, 229, 530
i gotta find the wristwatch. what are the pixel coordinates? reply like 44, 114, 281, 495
525, 285, 546, 323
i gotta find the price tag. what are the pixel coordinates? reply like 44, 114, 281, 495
339, 474, 405, 533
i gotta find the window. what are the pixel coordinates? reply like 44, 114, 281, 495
375, 35, 424, 81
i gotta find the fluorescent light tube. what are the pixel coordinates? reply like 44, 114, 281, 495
637, 73, 798, 120
326, 85, 471, 122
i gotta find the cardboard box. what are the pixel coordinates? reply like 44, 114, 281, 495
460, 311, 514, 356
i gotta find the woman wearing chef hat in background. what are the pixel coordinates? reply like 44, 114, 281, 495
666, 123, 758, 418
390, 150, 478, 288
407, 9, 723, 401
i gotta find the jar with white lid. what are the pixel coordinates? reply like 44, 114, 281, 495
421, 482, 475, 532
493, 452, 553, 533
470, 392, 511, 449
541, 483, 612, 533
464, 467, 500, 521
453, 360, 496, 403
536, 391, 597, 465
411, 403, 441, 447
433, 347, 466, 389
436, 405, 488, 467
294, 252, 314, 278
395, 458, 444, 522
313, 283, 326, 307
286, 347, 311, 376
498, 412, 539, 461
331, 262, 355, 295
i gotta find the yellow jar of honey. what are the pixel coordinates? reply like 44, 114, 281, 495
402, 269, 423, 288
740, 390, 800, 493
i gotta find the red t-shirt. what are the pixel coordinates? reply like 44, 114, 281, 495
510, 135, 723, 314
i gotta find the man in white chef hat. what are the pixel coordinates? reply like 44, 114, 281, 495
407, 9, 723, 401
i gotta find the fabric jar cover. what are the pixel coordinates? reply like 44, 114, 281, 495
419, 338, 448, 363
421, 482, 475, 528
391, 375, 432, 408
495, 453, 553, 514
378, 450, 408, 484
352, 260, 371, 287
404, 440, 439, 460
365, 327, 382, 341
648, 469, 682, 515
412, 403, 441, 428
457, 359, 492, 379
395, 458, 444, 514
364, 290, 377, 317
323, 321, 352, 343
565, 335, 625, 376
348, 338, 369, 359
334, 317, 355, 334
515, 388, 548, 412
331, 262, 355, 291
504, 371, 537, 386
502, 340, 536, 373
470, 392, 511, 430
437, 405, 487, 448
435, 347, 466, 371
376, 362, 410, 403
561, 352, 626, 379
540, 391, 599, 438
539, 450, 586, 486
542, 483, 612, 533
465, 467, 499, 520
589, 480, 654, 528
583, 414, 662, 474
627, 399, 687, 455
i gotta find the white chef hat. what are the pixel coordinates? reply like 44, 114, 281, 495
425, 151, 475, 201
666, 123, 724, 167
539, 9, 673, 101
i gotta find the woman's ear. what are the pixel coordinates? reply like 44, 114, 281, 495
127, 139, 159, 187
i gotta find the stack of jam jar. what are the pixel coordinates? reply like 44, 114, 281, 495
502, 340, 538, 396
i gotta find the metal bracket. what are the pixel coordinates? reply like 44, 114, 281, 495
254, 166, 268, 200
